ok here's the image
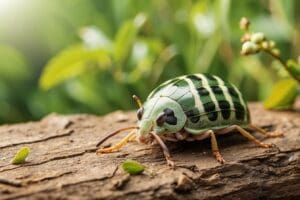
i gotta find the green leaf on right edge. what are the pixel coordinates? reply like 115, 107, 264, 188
11, 147, 30, 165
121, 159, 145, 175
263, 78, 298, 110
287, 59, 300, 79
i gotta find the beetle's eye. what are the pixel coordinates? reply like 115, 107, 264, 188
163, 108, 174, 116
157, 108, 177, 126
165, 115, 177, 125
137, 108, 144, 120
156, 114, 166, 126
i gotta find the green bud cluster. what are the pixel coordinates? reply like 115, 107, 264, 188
239, 18, 280, 56
241, 41, 259, 55
239, 17, 250, 31
239, 17, 300, 84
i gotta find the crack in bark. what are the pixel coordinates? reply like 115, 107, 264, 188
0, 130, 74, 149
0, 178, 23, 187
25, 171, 74, 184
0, 147, 98, 173
1, 166, 119, 200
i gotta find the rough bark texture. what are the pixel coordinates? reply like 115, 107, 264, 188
0, 101, 300, 200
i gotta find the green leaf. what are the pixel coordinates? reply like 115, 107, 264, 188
113, 13, 147, 65
121, 159, 145, 175
287, 59, 300, 79
39, 45, 111, 90
11, 147, 30, 165
263, 79, 298, 110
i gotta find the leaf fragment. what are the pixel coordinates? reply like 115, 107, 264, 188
11, 147, 30, 165
121, 159, 145, 175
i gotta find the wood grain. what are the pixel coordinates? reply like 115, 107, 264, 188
0, 102, 299, 200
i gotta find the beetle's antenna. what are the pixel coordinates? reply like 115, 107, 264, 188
150, 131, 175, 167
96, 126, 139, 147
132, 95, 143, 108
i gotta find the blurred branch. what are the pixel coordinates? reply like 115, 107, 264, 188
263, 49, 300, 83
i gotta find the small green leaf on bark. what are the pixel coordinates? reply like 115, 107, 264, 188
11, 147, 30, 165
122, 159, 145, 175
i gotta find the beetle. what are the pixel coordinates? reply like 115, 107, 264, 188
96, 73, 282, 167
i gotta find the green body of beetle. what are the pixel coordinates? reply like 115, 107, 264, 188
97, 73, 281, 166
136, 73, 250, 142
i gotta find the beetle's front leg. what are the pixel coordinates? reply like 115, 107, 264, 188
150, 132, 175, 168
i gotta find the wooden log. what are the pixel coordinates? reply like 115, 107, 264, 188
0, 101, 299, 200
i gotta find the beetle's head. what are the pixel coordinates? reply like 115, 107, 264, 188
136, 96, 186, 143
95, 95, 187, 152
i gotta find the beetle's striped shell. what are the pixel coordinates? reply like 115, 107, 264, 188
147, 73, 250, 134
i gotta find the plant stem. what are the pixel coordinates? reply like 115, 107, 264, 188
263, 49, 300, 83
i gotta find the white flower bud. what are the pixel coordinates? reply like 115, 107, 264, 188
250, 32, 265, 44
240, 33, 251, 43
240, 17, 250, 30
241, 41, 259, 55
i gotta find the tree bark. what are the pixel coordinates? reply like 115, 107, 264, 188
0, 101, 299, 200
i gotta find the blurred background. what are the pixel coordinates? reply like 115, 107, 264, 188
0, 0, 299, 124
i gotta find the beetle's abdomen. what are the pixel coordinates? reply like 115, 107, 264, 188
147, 73, 250, 133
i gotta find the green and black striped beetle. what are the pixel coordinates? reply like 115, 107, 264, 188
96, 73, 282, 167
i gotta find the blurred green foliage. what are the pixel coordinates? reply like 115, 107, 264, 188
0, 0, 299, 123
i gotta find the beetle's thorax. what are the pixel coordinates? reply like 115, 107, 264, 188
136, 96, 187, 143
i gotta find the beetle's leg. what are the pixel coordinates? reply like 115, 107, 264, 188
96, 131, 135, 154
207, 130, 226, 164
128, 134, 137, 142
96, 126, 138, 147
231, 125, 273, 148
175, 131, 188, 140
248, 124, 283, 138
150, 132, 175, 168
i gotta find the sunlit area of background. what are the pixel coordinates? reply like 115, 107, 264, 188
0, 0, 299, 124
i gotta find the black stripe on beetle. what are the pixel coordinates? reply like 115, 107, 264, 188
206, 111, 218, 121
211, 85, 223, 94
233, 102, 245, 120
228, 86, 239, 98
210, 85, 232, 120
218, 100, 231, 120
185, 109, 200, 123
186, 74, 202, 82
203, 102, 218, 121
203, 74, 219, 86
197, 87, 209, 96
